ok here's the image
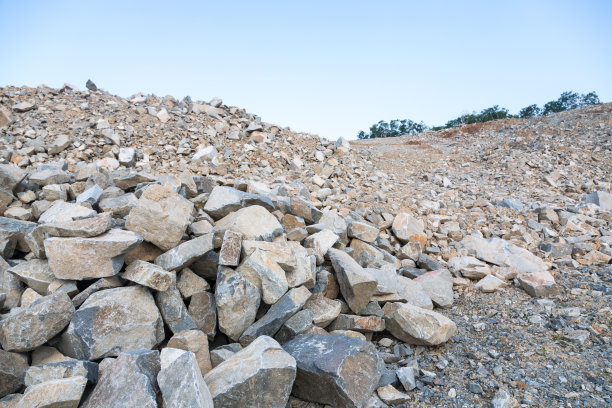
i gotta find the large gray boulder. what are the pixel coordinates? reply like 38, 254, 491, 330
284, 334, 384, 408
154, 233, 214, 271
239, 286, 312, 346
215, 266, 260, 341
158, 348, 214, 408
155, 286, 197, 334
204, 336, 296, 408
82, 350, 160, 408
0, 292, 74, 352
59, 286, 164, 360
0, 350, 28, 398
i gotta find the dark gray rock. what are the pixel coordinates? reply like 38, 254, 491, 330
283, 334, 384, 408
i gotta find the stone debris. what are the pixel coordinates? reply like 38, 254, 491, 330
0, 83, 609, 406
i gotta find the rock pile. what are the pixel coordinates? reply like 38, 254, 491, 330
0, 83, 610, 407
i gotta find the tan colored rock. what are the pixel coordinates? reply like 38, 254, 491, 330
392, 213, 425, 244
382, 302, 456, 346
167, 330, 212, 376
214, 205, 283, 242
45, 229, 142, 280
219, 230, 242, 266
122, 260, 175, 291
303, 294, 342, 328
125, 184, 194, 251
177, 267, 210, 298
188, 291, 217, 340
236, 248, 288, 305
15, 377, 87, 408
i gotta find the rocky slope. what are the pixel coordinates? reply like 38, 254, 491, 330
0, 83, 610, 407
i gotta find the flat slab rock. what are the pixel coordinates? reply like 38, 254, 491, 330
45, 228, 142, 280
283, 334, 384, 408
59, 286, 164, 360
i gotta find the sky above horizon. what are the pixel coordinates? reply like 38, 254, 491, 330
1, 0, 611, 140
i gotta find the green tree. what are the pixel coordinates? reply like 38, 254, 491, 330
519, 104, 541, 118
357, 119, 428, 139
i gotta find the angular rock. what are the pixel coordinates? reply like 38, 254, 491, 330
98, 193, 138, 217
0, 350, 28, 398
413, 269, 454, 308
0, 165, 25, 193
167, 330, 212, 376
328, 314, 385, 333
583, 190, 612, 211
447, 256, 491, 279
204, 336, 296, 408
377, 384, 410, 405
284, 334, 384, 408
276, 309, 314, 343
475, 274, 507, 292
28, 168, 71, 187
214, 205, 283, 242
0, 217, 36, 258
382, 302, 456, 346
236, 248, 289, 305
155, 286, 197, 334
158, 348, 214, 408
303, 293, 342, 328
122, 260, 175, 291
82, 350, 160, 408
15, 376, 87, 408
70, 276, 121, 308
303, 229, 339, 263
392, 213, 425, 244
59, 286, 164, 360
155, 232, 214, 271
517, 270, 557, 297
396, 366, 416, 391
37, 213, 112, 238
38, 201, 96, 224
327, 248, 378, 313
347, 220, 379, 243
368, 268, 433, 309
47, 134, 71, 155
239, 285, 312, 346
215, 266, 261, 341
0, 292, 74, 352
218, 230, 241, 266
242, 240, 298, 271
24, 360, 98, 386
7, 259, 55, 294
461, 234, 549, 274
125, 184, 194, 251
45, 229, 142, 280
188, 291, 217, 340
177, 267, 210, 298
0, 257, 24, 310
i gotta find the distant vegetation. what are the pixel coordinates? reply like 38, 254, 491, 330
357, 91, 601, 139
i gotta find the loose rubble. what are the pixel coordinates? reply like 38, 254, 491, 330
0, 83, 610, 407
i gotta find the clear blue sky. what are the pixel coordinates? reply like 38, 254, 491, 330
1, 1, 611, 139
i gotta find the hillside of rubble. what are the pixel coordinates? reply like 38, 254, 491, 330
0, 83, 610, 408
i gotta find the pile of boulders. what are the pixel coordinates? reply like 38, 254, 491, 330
1, 82, 609, 407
